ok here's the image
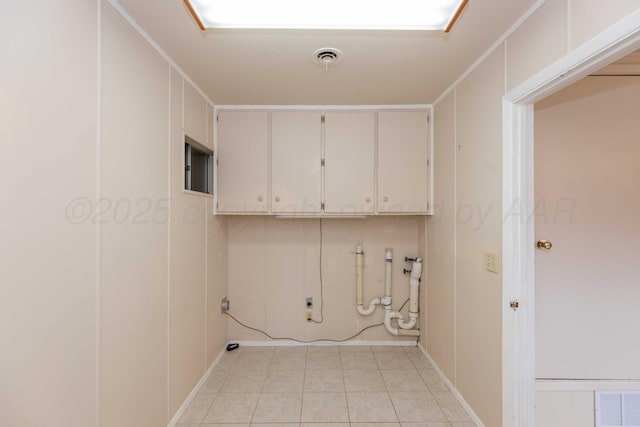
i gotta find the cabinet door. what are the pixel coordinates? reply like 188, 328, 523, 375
184, 81, 207, 147
272, 112, 322, 213
378, 111, 430, 213
217, 111, 269, 212
324, 112, 375, 214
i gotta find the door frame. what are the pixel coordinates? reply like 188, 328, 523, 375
501, 11, 640, 427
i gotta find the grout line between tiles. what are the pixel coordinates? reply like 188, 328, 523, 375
299, 350, 308, 423
342, 353, 351, 424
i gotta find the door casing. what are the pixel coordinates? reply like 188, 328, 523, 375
502, 10, 640, 427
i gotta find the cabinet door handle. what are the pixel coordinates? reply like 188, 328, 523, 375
383, 196, 389, 202
365, 197, 371, 203
258, 195, 263, 202
275, 196, 280, 202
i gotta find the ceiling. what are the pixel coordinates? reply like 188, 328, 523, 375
116, 0, 537, 105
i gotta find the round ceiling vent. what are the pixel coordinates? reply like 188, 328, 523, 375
312, 47, 344, 68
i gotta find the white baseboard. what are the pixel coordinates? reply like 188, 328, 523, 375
166, 347, 226, 427
234, 339, 417, 347
417, 344, 485, 427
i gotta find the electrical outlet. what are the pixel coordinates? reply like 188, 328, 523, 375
221, 297, 229, 314
306, 310, 312, 321
306, 297, 313, 309
485, 253, 499, 274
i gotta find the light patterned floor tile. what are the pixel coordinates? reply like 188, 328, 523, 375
215, 353, 240, 371
382, 369, 428, 392
301, 392, 349, 422
407, 352, 435, 371
340, 345, 371, 352
389, 392, 447, 423
403, 347, 422, 356
238, 346, 275, 354
307, 352, 342, 370
275, 345, 307, 353
343, 370, 386, 392
371, 346, 409, 352
252, 392, 302, 423
352, 423, 401, 427
432, 391, 473, 423
307, 345, 341, 352
300, 423, 349, 427
346, 392, 398, 422
221, 369, 267, 392
178, 393, 216, 424
340, 352, 378, 370
251, 424, 299, 426
304, 369, 345, 392
200, 371, 227, 394
200, 424, 250, 427
271, 352, 307, 370
234, 352, 273, 371
419, 370, 449, 392
202, 392, 260, 424
263, 369, 305, 392
400, 423, 452, 427
375, 352, 415, 370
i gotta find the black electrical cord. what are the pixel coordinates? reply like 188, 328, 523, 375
308, 219, 407, 324
309, 218, 324, 324
227, 217, 411, 340
225, 312, 384, 343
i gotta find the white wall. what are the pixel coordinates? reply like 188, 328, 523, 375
100, 4, 169, 425
535, 390, 595, 427
227, 216, 421, 342
426, 0, 640, 426
0, 1, 98, 426
426, 91, 456, 380
0, 1, 228, 426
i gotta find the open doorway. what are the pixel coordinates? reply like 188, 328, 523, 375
502, 20, 640, 427
534, 54, 640, 426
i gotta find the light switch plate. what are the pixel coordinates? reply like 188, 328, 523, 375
486, 253, 499, 273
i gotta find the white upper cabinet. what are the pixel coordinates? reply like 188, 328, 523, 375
377, 111, 430, 213
216, 111, 269, 212
214, 107, 432, 216
271, 112, 322, 214
183, 81, 208, 147
324, 112, 375, 214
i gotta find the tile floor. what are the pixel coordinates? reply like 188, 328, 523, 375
178, 345, 477, 427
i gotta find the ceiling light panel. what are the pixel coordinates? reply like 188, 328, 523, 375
185, 0, 468, 31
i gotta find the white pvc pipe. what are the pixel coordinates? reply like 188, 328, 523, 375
357, 297, 380, 316
397, 258, 422, 330
397, 312, 418, 330
356, 245, 364, 306
408, 258, 422, 314
384, 249, 393, 298
384, 306, 420, 336
383, 307, 400, 335
398, 328, 421, 336
356, 245, 380, 316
